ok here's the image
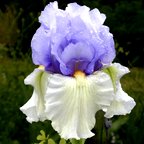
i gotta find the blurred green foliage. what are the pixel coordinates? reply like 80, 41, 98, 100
0, 0, 144, 144
0, 54, 33, 143
0, 5, 20, 47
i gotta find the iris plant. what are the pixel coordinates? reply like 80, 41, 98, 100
20, 1, 136, 140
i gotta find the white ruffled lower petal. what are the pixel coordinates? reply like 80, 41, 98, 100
104, 63, 136, 118
104, 83, 136, 118
20, 63, 136, 140
20, 68, 48, 123
44, 71, 114, 139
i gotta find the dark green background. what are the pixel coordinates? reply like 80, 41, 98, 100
0, 0, 144, 144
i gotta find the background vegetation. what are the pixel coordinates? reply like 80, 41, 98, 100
0, 0, 144, 144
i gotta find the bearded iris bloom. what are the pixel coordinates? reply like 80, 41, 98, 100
20, 1, 136, 140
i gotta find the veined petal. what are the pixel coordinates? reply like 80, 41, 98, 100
20, 63, 135, 139
31, 2, 116, 75
66, 3, 90, 18
89, 8, 106, 28
39, 1, 58, 29
103, 63, 136, 118
31, 26, 51, 68
44, 71, 114, 139
104, 82, 136, 118
60, 42, 94, 75
20, 68, 49, 123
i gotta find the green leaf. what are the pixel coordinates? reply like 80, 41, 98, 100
39, 140, 46, 144
70, 139, 85, 144
37, 130, 47, 141
37, 135, 45, 141
48, 138, 56, 144
40, 130, 46, 137
59, 138, 66, 144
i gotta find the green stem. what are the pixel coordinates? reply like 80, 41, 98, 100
95, 110, 107, 144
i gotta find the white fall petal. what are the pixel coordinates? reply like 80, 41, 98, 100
20, 67, 49, 123
20, 63, 136, 140
103, 63, 136, 118
44, 71, 114, 139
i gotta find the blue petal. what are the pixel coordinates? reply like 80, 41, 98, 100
60, 42, 94, 75
31, 26, 51, 68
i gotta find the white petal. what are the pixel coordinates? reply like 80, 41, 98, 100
104, 83, 136, 118
20, 63, 135, 139
20, 68, 49, 123
44, 71, 114, 139
112, 62, 130, 78
104, 63, 136, 118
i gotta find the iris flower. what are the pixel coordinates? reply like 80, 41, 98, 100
20, 1, 136, 140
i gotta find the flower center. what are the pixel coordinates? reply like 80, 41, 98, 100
38, 65, 45, 70
73, 70, 85, 78
73, 71, 86, 86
